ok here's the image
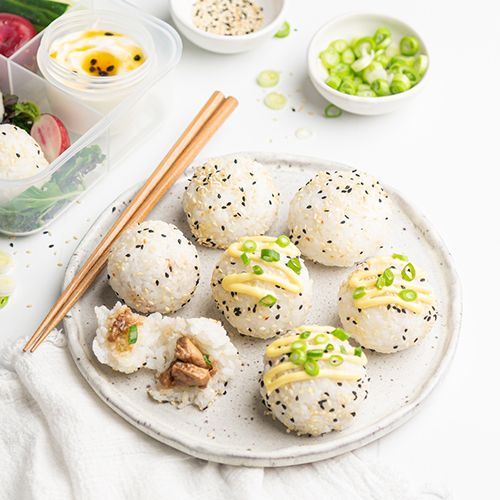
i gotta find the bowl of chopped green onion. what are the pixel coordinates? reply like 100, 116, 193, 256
308, 13, 429, 115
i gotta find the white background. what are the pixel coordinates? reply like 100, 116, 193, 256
1, 1, 499, 498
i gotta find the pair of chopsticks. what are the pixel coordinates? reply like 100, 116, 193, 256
23, 91, 238, 353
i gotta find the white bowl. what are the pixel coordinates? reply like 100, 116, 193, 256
308, 13, 430, 115
170, 0, 287, 54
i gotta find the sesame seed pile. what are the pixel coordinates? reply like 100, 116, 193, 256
192, 0, 264, 36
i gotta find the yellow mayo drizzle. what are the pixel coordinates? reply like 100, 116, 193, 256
349, 256, 434, 314
221, 236, 303, 300
263, 325, 367, 395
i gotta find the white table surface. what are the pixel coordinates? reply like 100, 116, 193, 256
1, 0, 498, 498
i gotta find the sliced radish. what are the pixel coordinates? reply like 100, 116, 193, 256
0, 13, 36, 57
31, 113, 70, 163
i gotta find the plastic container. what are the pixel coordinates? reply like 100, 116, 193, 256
0, 0, 182, 236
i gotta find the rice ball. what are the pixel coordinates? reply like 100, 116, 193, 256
107, 220, 200, 314
183, 156, 280, 249
93, 302, 165, 374
0, 124, 49, 181
338, 254, 438, 353
260, 325, 369, 435
288, 169, 392, 267
211, 235, 313, 339
148, 316, 239, 410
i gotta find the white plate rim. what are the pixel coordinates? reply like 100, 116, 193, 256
63, 152, 462, 467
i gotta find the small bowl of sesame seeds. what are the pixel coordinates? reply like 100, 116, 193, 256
170, 0, 288, 54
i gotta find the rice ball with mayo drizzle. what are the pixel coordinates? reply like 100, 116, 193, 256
211, 235, 313, 339
183, 156, 280, 249
260, 325, 369, 435
149, 316, 239, 410
338, 254, 438, 353
288, 169, 392, 267
93, 302, 165, 374
107, 221, 200, 314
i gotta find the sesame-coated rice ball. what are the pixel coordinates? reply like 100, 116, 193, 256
288, 169, 392, 267
338, 254, 438, 353
260, 325, 369, 435
183, 156, 280, 249
211, 235, 312, 339
108, 220, 200, 314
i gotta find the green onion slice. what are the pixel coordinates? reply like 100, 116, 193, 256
331, 39, 348, 53
242, 239, 257, 252
261, 248, 280, 262
374, 27, 391, 49
354, 346, 363, 357
392, 253, 409, 261
306, 349, 324, 358
324, 103, 342, 118
304, 359, 320, 377
313, 334, 328, 345
274, 21, 290, 38
264, 92, 287, 110
353, 36, 376, 57
398, 289, 417, 302
0, 296, 9, 309
290, 350, 307, 365
325, 74, 342, 90
332, 328, 350, 341
203, 354, 212, 368
276, 235, 290, 247
371, 78, 390, 96
259, 294, 277, 307
320, 48, 340, 69
329, 354, 344, 367
376, 275, 386, 289
339, 345, 347, 354
383, 268, 394, 286
402, 262, 416, 281
240, 253, 250, 265
326, 343, 334, 351
299, 331, 311, 339
291, 340, 307, 352
341, 47, 355, 65
127, 324, 138, 344
353, 287, 366, 299
286, 257, 301, 275
252, 265, 264, 275
400, 36, 420, 56
257, 70, 280, 88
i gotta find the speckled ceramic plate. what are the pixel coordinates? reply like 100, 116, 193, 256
64, 153, 461, 467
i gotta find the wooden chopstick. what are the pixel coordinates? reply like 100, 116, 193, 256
24, 93, 238, 353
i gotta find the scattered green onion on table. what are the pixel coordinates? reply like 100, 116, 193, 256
319, 27, 428, 97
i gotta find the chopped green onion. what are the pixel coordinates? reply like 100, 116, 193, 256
242, 239, 257, 252
400, 36, 420, 56
371, 79, 390, 96
399, 289, 417, 302
400, 66, 419, 84
291, 340, 307, 351
324, 103, 342, 118
414, 54, 429, 76
392, 253, 408, 261
353, 287, 366, 299
299, 331, 311, 339
306, 349, 324, 358
332, 328, 350, 341
203, 354, 212, 368
339, 345, 347, 354
339, 77, 357, 95
261, 249, 280, 262
341, 47, 355, 64
286, 257, 301, 275
304, 359, 320, 377
264, 92, 287, 110
374, 27, 391, 49
390, 73, 411, 94
313, 334, 328, 345
0, 296, 9, 309
353, 36, 376, 57
390, 55, 415, 68
320, 48, 340, 69
127, 324, 138, 344
325, 73, 342, 90
252, 265, 264, 275
240, 253, 250, 265
257, 70, 280, 88
351, 50, 374, 73
326, 343, 334, 351
259, 294, 277, 307
329, 354, 344, 367
274, 21, 290, 38
376, 275, 386, 289
402, 262, 416, 281
362, 61, 387, 84
330, 39, 349, 53
356, 89, 376, 97
290, 350, 307, 365
354, 346, 363, 357
276, 235, 290, 247
330, 62, 351, 77
383, 268, 394, 286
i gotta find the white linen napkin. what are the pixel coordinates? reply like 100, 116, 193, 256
0, 331, 448, 500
